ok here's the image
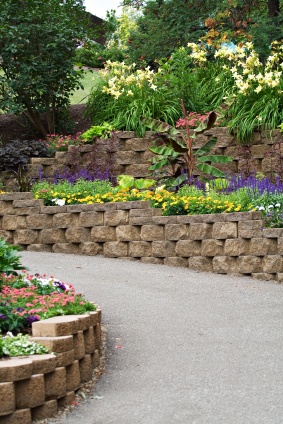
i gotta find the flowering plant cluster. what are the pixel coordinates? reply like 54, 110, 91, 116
186, 40, 283, 141
1, 332, 50, 357
0, 272, 96, 333
42, 132, 84, 153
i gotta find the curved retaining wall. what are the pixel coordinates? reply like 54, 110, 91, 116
0, 310, 102, 423
1, 192, 283, 283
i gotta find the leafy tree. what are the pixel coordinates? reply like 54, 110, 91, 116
0, 0, 91, 137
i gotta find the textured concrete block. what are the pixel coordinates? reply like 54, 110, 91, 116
249, 238, 277, 255
91, 226, 116, 242
80, 242, 103, 255
141, 225, 164, 241
79, 355, 93, 383
104, 210, 129, 226
165, 224, 188, 240
27, 244, 52, 252
0, 358, 33, 382
53, 213, 78, 228
91, 349, 101, 368
238, 220, 263, 238
32, 316, 80, 337
152, 241, 176, 257
40, 228, 66, 244
15, 374, 45, 408
175, 240, 202, 257
201, 239, 224, 256
163, 257, 188, 267
52, 243, 80, 254
212, 222, 237, 239
140, 257, 164, 264
30, 354, 57, 375
262, 255, 283, 273
66, 361, 81, 391
128, 241, 152, 257
188, 256, 213, 272
2, 215, 26, 230
237, 256, 263, 273
26, 214, 52, 229
0, 409, 31, 424
55, 350, 75, 368
84, 327, 96, 354
79, 211, 104, 227
103, 241, 128, 257
32, 399, 58, 420
212, 256, 238, 274
189, 223, 212, 240
14, 229, 39, 245
224, 239, 249, 256
252, 273, 276, 281
29, 335, 73, 353
73, 331, 85, 360
116, 225, 141, 241
65, 227, 91, 243
45, 367, 66, 399
152, 216, 178, 225
0, 382, 15, 416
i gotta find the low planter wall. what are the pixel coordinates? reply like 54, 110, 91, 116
0, 310, 102, 424
1, 128, 283, 188
1, 192, 283, 283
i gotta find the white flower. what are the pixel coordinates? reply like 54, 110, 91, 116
267, 205, 274, 209
257, 206, 265, 211
52, 198, 65, 206
275, 203, 281, 208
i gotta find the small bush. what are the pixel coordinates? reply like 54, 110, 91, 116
0, 139, 52, 172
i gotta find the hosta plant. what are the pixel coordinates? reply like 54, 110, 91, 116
141, 100, 233, 187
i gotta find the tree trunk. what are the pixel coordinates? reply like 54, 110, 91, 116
268, 0, 280, 17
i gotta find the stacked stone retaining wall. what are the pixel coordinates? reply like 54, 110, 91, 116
1, 128, 283, 188
0, 310, 102, 423
1, 192, 283, 283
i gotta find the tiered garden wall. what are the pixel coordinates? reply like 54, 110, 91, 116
1, 192, 283, 283
1, 128, 283, 187
0, 310, 102, 423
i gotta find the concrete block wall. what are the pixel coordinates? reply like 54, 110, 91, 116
1, 128, 283, 187
1, 192, 283, 283
0, 311, 102, 423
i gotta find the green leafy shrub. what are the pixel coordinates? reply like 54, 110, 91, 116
1, 333, 50, 357
80, 123, 115, 142
0, 239, 27, 276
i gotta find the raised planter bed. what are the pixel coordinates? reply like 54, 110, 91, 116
0, 310, 102, 423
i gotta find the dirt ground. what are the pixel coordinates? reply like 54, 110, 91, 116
0, 105, 91, 145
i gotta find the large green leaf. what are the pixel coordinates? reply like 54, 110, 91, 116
197, 155, 233, 164
195, 137, 217, 155
149, 145, 178, 156
134, 178, 156, 189
141, 116, 180, 137
149, 159, 171, 170
197, 163, 226, 177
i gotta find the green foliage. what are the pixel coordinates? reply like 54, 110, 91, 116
0, 0, 90, 137
0, 239, 27, 276
86, 61, 180, 136
141, 108, 233, 186
0, 304, 27, 333
75, 43, 126, 68
116, 175, 156, 191
126, 0, 209, 64
1, 333, 50, 357
0, 139, 53, 172
81, 123, 116, 142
